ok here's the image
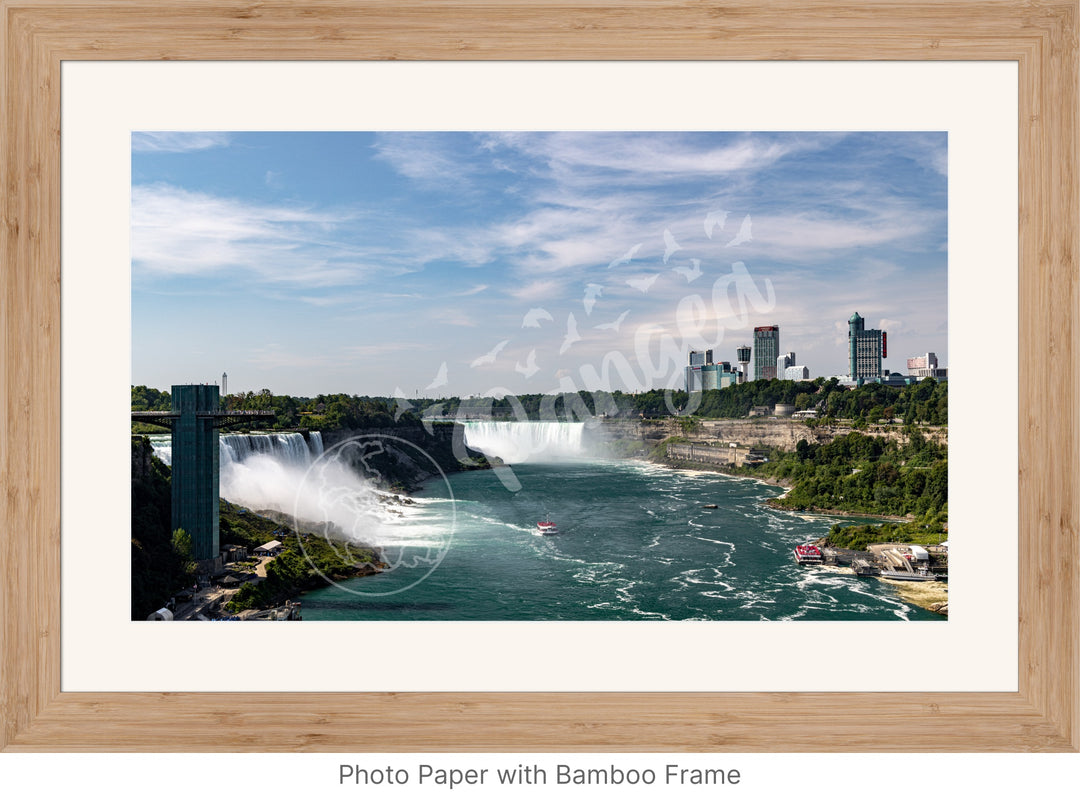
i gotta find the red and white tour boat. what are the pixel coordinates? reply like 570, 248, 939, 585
793, 544, 824, 564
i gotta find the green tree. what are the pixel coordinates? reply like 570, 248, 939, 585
171, 528, 196, 575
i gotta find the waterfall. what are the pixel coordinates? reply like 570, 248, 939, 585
148, 434, 172, 465
149, 430, 364, 529
462, 421, 587, 464
219, 432, 320, 466
143, 431, 427, 550
148, 431, 324, 469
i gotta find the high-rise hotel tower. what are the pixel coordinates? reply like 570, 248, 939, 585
848, 312, 887, 381
753, 325, 780, 381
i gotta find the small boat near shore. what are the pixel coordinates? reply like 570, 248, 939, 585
537, 521, 559, 536
877, 545, 939, 581
701, 504, 718, 509
879, 568, 938, 582
793, 544, 824, 565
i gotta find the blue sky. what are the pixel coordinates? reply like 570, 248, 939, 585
131, 131, 947, 398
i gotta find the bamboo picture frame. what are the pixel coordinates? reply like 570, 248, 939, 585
1, 0, 1076, 752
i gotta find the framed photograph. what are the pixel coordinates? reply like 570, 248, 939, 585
2, 1, 1076, 752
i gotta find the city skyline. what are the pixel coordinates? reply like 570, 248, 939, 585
132, 131, 948, 398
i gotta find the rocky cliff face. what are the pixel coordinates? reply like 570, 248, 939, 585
591, 418, 946, 452
131, 435, 154, 482
321, 418, 945, 472
320, 422, 486, 490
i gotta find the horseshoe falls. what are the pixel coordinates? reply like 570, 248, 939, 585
462, 420, 587, 464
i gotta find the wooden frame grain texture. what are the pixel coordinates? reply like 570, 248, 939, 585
0, 0, 1076, 753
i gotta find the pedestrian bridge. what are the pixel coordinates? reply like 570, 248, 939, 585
131, 409, 275, 429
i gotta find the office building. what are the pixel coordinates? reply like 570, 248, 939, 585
848, 312, 886, 382
776, 352, 796, 379
907, 352, 948, 379
688, 364, 740, 392
688, 349, 713, 367
753, 325, 780, 381
685, 351, 739, 392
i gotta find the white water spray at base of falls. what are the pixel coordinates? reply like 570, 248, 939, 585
148, 432, 412, 547
462, 421, 587, 464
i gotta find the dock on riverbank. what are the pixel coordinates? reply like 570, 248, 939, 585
816, 542, 949, 615
817, 542, 948, 577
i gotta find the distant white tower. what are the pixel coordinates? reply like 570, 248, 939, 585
221, 372, 227, 396
736, 345, 751, 384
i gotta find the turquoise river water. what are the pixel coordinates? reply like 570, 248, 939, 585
300, 458, 940, 621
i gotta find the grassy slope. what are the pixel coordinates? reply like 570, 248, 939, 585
220, 500, 384, 612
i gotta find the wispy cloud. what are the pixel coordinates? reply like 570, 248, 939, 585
744, 211, 933, 257
454, 284, 489, 296
508, 278, 565, 301
372, 133, 474, 183
132, 184, 410, 288
482, 132, 819, 180
132, 132, 232, 153
360, 132, 945, 288
433, 309, 479, 328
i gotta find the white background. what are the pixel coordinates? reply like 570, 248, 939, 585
4, 753, 1077, 805
7, 61, 1060, 799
